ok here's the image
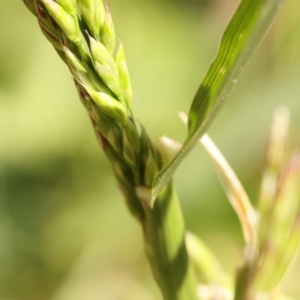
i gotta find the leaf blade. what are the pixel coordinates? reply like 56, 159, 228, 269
152, 0, 286, 201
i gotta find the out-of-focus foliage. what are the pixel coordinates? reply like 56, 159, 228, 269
0, 0, 300, 299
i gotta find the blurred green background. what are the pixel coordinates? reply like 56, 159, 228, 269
1, 0, 300, 299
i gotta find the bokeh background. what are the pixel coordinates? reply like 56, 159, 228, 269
1, 0, 300, 299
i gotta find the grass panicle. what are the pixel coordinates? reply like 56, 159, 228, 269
22, 1, 199, 299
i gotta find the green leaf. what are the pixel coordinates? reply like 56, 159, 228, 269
152, 0, 286, 201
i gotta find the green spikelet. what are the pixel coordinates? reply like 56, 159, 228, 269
56, 0, 77, 15
116, 40, 133, 108
88, 35, 119, 78
78, 0, 105, 38
100, 5, 116, 54
140, 127, 160, 189
88, 90, 127, 125
63, 46, 112, 95
40, 0, 80, 43
122, 120, 140, 168
35, 1, 63, 51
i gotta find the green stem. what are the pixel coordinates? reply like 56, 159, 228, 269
141, 181, 198, 300
234, 261, 256, 300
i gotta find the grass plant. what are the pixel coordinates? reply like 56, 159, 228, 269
21, 1, 300, 299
